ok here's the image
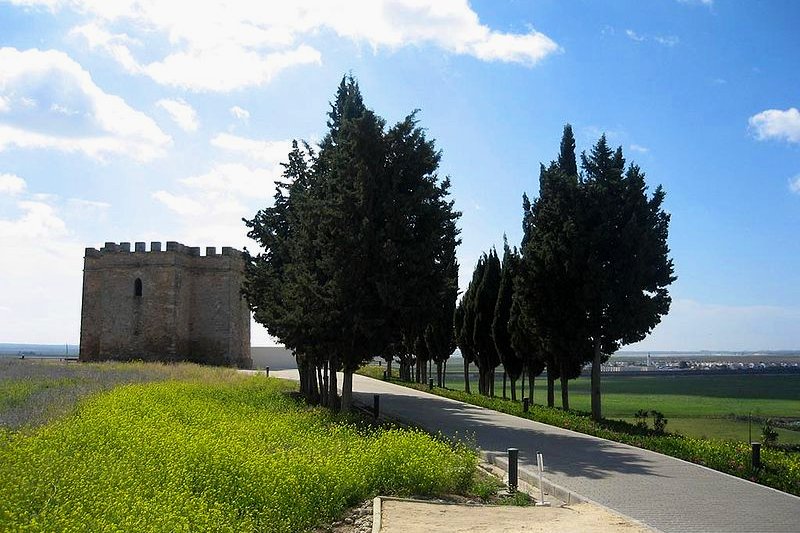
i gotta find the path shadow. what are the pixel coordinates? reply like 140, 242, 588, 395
352, 388, 665, 482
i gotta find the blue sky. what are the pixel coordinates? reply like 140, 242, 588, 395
0, 0, 798, 350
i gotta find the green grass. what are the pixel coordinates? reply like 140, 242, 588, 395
627, 417, 800, 445
360, 366, 800, 496
435, 371, 800, 443
0, 371, 476, 532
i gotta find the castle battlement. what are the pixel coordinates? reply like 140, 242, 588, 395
85, 241, 242, 258
79, 239, 251, 368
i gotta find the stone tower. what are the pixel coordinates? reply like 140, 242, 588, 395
79, 241, 252, 368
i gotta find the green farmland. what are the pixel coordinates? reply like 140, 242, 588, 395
432, 367, 800, 444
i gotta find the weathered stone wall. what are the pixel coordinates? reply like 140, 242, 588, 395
79, 241, 252, 368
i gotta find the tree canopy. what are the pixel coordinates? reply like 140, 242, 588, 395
243, 75, 460, 410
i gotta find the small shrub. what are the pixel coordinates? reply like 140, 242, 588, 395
634, 409, 649, 430
650, 410, 668, 434
762, 418, 779, 447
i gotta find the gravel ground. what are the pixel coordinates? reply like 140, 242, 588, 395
312, 499, 374, 533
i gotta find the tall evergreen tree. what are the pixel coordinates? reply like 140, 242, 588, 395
456, 256, 488, 394
507, 291, 546, 404
492, 239, 524, 400
579, 135, 675, 420
454, 294, 472, 393
518, 125, 591, 409
473, 249, 502, 396
245, 75, 461, 411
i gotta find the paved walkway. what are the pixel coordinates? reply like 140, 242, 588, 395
271, 370, 799, 533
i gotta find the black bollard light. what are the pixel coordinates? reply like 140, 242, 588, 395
507, 448, 519, 492
751, 442, 761, 469
523, 397, 530, 413
264, 366, 270, 377
373, 394, 380, 420
429, 378, 434, 390
383, 370, 387, 380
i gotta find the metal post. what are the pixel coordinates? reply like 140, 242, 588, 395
507, 448, 518, 492
751, 442, 761, 469
523, 397, 530, 413
264, 366, 270, 377
373, 394, 380, 420
383, 370, 387, 381
535, 451, 550, 506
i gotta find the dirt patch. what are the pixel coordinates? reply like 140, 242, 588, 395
379, 499, 653, 533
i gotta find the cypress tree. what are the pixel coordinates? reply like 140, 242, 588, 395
492, 239, 524, 401
473, 249, 502, 396
579, 136, 675, 420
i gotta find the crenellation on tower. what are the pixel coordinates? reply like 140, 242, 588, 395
79, 240, 252, 368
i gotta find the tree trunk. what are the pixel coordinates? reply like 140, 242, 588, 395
341, 370, 353, 412
520, 367, 525, 401
436, 361, 443, 387
529, 374, 535, 405
502, 370, 507, 399
591, 338, 602, 420
560, 359, 570, 410
386, 357, 393, 380
510, 377, 517, 402
316, 365, 323, 404
329, 360, 340, 411
547, 367, 555, 408
490, 368, 495, 397
322, 362, 329, 407
463, 356, 471, 394
443, 359, 447, 387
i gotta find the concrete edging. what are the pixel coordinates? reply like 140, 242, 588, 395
371, 496, 381, 533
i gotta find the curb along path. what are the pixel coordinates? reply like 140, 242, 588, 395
271, 370, 800, 533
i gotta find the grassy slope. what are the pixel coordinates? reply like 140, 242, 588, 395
0, 368, 476, 532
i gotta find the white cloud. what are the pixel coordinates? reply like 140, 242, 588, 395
677, 0, 713, 6
0, 200, 67, 238
626, 30, 679, 47
629, 144, 650, 153
654, 35, 679, 47
789, 175, 800, 195
67, 198, 111, 210
31, 0, 559, 92
211, 133, 291, 165
0, 196, 84, 343
156, 98, 199, 132
0, 95, 9, 112
0, 47, 171, 161
181, 163, 279, 200
151, 190, 204, 216
0, 172, 26, 195
230, 105, 250, 121
69, 21, 141, 72
625, 29, 644, 42
749, 107, 800, 143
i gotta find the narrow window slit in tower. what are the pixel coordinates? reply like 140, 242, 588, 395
134, 278, 143, 297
